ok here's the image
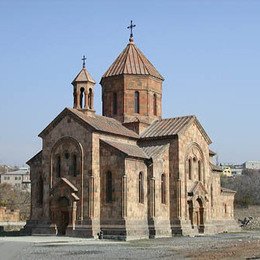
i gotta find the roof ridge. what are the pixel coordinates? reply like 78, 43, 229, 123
108, 50, 123, 76
39, 107, 139, 139
126, 44, 134, 74
105, 45, 126, 76
158, 115, 195, 121
116, 44, 129, 75
132, 44, 150, 75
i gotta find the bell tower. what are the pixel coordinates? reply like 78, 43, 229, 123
71, 56, 96, 115
100, 21, 164, 134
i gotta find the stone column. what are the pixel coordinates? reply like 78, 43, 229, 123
150, 177, 155, 218
177, 179, 182, 219
122, 175, 127, 218
88, 175, 94, 218
84, 89, 89, 109
76, 90, 80, 109
72, 201, 77, 230
90, 89, 94, 110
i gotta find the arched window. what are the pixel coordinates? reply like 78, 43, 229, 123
88, 88, 92, 109
139, 172, 144, 203
39, 176, 43, 205
113, 92, 117, 115
135, 91, 139, 113
73, 155, 77, 177
153, 94, 157, 116
106, 171, 112, 203
188, 158, 192, 180
80, 87, 85, 108
198, 160, 201, 181
57, 155, 61, 178
161, 174, 166, 204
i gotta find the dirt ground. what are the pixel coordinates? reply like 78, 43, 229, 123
181, 238, 260, 259
1, 231, 260, 259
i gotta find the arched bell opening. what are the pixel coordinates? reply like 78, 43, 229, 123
80, 87, 85, 109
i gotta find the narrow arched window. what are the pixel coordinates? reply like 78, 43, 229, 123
106, 171, 112, 203
188, 158, 192, 180
198, 160, 201, 181
139, 172, 144, 203
113, 92, 117, 115
39, 176, 43, 205
135, 91, 139, 113
88, 88, 92, 109
161, 174, 166, 204
57, 155, 61, 178
224, 204, 227, 214
80, 87, 85, 108
73, 155, 77, 177
153, 94, 157, 116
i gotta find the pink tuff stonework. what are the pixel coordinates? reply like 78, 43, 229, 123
25, 37, 239, 240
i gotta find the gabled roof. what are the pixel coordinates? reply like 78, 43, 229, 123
26, 150, 42, 166
209, 149, 216, 156
1, 169, 29, 175
141, 144, 169, 158
221, 187, 236, 194
101, 139, 148, 159
50, 177, 78, 193
210, 162, 222, 172
101, 40, 164, 81
140, 115, 212, 144
190, 181, 208, 195
72, 67, 96, 84
39, 108, 138, 139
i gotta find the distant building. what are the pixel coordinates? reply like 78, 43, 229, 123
222, 167, 232, 177
0, 168, 31, 191
230, 164, 243, 176
220, 161, 260, 176
243, 161, 260, 170
220, 163, 242, 176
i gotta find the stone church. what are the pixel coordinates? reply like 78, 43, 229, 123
26, 31, 239, 240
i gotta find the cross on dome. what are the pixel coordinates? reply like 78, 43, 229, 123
127, 20, 136, 41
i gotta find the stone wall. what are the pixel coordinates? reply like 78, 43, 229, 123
235, 206, 260, 230
101, 74, 162, 124
0, 207, 19, 222
234, 205, 260, 220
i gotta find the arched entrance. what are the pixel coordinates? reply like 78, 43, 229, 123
50, 196, 71, 235
58, 197, 70, 235
49, 177, 80, 236
188, 197, 205, 233
194, 198, 204, 233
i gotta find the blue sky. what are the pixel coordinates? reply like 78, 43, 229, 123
0, 0, 259, 166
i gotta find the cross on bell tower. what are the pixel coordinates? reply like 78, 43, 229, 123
82, 55, 86, 68
71, 56, 96, 115
127, 20, 136, 41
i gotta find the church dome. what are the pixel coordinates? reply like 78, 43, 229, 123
101, 39, 164, 82
72, 66, 96, 84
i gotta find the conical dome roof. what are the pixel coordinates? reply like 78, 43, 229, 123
101, 40, 164, 81
72, 66, 96, 84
